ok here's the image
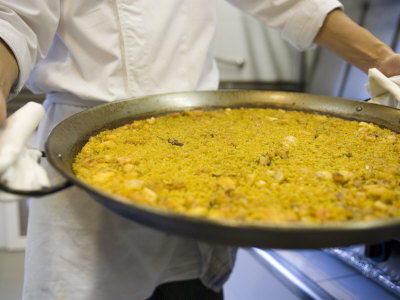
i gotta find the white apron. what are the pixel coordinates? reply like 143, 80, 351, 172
23, 98, 236, 300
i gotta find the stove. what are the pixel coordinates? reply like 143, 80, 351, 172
325, 240, 400, 297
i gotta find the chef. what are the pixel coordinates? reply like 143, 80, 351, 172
0, 1, 399, 299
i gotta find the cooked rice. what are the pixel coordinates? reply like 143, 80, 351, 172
73, 107, 400, 224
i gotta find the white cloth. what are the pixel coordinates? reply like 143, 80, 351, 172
0, 1, 343, 299
366, 68, 400, 108
0, 102, 49, 202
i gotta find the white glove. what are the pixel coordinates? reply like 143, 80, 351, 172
365, 68, 400, 108
0, 102, 50, 201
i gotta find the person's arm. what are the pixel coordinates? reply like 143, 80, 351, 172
0, 1, 61, 124
314, 9, 400, 77
0, 39, 19, 123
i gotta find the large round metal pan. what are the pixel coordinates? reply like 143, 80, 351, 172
46, 90, 400, 249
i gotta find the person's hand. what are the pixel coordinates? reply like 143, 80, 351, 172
377, 53, 400, 78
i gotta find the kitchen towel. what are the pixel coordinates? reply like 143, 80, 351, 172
366, 68, 400, 108
0, 102, 50, 200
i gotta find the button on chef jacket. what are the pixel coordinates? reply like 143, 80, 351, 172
0, 0, 342, 299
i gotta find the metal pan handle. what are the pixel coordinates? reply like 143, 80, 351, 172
0, 150, 73, 198
0, 180, 72, 197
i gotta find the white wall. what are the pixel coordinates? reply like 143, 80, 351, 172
0, 201, 26, 250
0, 205, 5, 248
0, 131, 36, 250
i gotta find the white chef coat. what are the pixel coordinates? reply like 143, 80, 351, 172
1, 0, 342, 102
0, 0, 343, 299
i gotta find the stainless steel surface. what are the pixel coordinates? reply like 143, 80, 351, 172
251, 248, 334, 300
326, 243, 400, 297
252, 247, 400, 300
45, 90, 400, 249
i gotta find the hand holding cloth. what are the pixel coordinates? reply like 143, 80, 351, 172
366, 68, 400, 108
0, 102, 50, 200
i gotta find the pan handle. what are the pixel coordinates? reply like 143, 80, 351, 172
0, 150, 73, 198
0, 180, 72, 197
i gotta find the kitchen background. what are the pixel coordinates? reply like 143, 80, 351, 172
1, 0, 399, 299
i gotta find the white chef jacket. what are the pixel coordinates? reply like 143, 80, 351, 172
0, 0, 342, 299
1, 0, 342, 102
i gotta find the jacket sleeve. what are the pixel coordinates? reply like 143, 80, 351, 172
226, 0, 343, 50
0, 1, 60, 99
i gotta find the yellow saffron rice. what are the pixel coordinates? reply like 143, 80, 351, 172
73, 108, 400, 224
